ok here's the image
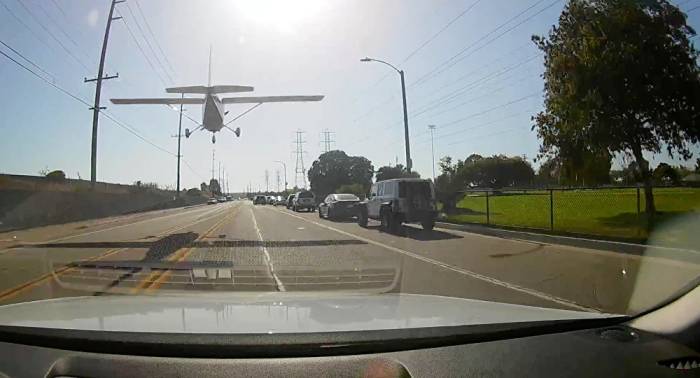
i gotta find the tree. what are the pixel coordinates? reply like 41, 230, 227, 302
653, 163, 681, 185
307, 150, 374, 201
375, 164, 420, 182
45, 170, 66, 181
533, 0, 700, 217
209, 179, 221, 195
200, 182, 208, 192
696, 158, 700, 172
186, 188, 202, 196
536, 156, 561, 185
559, 149, 612, 187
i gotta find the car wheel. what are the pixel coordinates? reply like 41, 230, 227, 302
421, 219, 435, 231
327, 207, 334, 220
318, 208, 323, 218
357, 208, 368, 227
381, 210, 399, 234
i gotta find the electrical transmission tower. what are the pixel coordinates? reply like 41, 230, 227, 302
293, 130, 307, 189
276, 170, 281, 192
265, 170, 270, 192
320, 128, 335, 153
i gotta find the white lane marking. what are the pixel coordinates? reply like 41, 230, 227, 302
269, 207, 600, 313
427, 225, 700, 269
250, 207, 286, 292
0, 204, 224, 254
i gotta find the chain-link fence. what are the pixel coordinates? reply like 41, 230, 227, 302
444, 186, 700, 240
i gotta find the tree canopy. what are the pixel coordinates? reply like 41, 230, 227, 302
532, 0, 700, 214
375, 164, 420, 182
307, 150, 373, 201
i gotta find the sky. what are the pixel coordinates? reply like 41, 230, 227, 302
1, 0, 699, 192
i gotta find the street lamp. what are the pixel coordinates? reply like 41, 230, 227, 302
428, 125, 436, 182
274, 160, 288, 193
360, 57, 412, 173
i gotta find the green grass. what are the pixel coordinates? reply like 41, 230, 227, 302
446, 188, 700, 245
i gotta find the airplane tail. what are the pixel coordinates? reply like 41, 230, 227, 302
208, 45, 212, 87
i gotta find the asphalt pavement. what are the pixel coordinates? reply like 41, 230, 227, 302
0, 200, 698, 315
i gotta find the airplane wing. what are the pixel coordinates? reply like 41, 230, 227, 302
221, 95, 324, 104
110, 98, 205, 105
166, 85, 254, 94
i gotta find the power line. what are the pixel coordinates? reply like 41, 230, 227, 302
132, 0, 177, 75
117, 9, 169, 87
0, 45, 176, 157
51, 0, 68, 18
13, 0, 92, 73
410, 54, 542, 117
0, 39, 56, 81
124, 2, 174, 83
401, 0, 483, 63
349, 0, 482, 107
0, 48, 89, 106
0, 0, 62, 59
35, 0, 97, 67
411, 0, 553, 87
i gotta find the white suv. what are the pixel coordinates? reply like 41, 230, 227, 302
357, 179, 437, 233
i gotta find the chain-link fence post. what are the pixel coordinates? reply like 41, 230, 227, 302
549, 189, 554, 231
485, 190, 490, 225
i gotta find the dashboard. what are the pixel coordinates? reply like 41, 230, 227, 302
0, 322, 698, 377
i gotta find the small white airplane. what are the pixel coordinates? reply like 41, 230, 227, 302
110, 51, 323, 143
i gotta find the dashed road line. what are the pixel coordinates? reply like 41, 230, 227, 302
250, 206, 286, 292
270, 207, 601, 313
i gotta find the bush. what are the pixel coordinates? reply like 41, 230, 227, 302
186, 188, 202, 196
45, 170, 66, 181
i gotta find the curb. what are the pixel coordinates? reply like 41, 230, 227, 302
435, 221, 700, 258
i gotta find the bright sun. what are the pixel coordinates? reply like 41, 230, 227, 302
234, 0, 325, 34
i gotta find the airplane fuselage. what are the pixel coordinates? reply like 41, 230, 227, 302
202, 94, 225, 133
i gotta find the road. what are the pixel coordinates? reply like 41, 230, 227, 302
0, 200, 698, 315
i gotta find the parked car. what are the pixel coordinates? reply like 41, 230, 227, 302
318, 193, 360, 220
357, 178, 437, 233
274, 196, 286, 206
253, 195, 266, 205
286, 194, 296, 209
292, 190, 316, 212
207, 197, 218, 205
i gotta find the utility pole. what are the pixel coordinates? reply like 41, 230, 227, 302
428, 124, 436, 182
320, 129, 335, 153
265, 170, 270, 192
170, 94, 185, 197
211, 148, 215, 181
87, 0, 123, 187
293, 130, 307, 189
275, 169, 281, 192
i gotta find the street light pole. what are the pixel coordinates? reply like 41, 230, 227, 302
176, 94, 184, 197
274, 160, 288, 193
361, 57, 412, 173
428, 125, 436, 182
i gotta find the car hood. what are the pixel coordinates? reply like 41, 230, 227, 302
0, 294, 612, 334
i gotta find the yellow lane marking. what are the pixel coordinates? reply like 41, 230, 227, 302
0, 204, 233, 303
0, 247, 126, 302
136, 205, 241, 294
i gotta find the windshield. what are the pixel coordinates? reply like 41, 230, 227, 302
0, 0, 699, 336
